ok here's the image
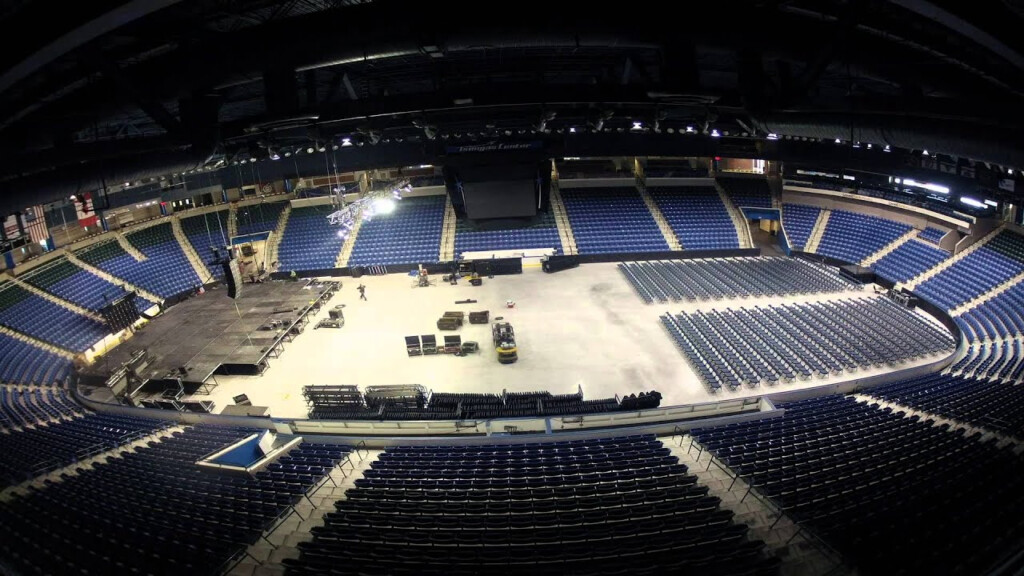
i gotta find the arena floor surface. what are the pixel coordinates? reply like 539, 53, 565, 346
180, 262, 954, 419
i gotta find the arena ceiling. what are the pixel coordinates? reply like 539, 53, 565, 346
2, 0, 1024, 209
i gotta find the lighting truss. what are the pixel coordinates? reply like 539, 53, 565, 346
327, 179, 412, 240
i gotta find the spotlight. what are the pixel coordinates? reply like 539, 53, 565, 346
710, 129, 720, 138
372, 198, 396, 214
569, 127, 576, 133
631, 121, 643, 130
269, 150, 280, 160
249, 157, 256, 163
307, 147, 314, 154
835, 138, 841, 144
866, 143, 872, 149
284, 151, 292, 157
341, 138, 352, 146
884, 145, 891, 152
766, 133, 779, 140
318, 144, 326, 152
922, 149, 929, 156
685, 126, 696, 133
124, 182, 131, 187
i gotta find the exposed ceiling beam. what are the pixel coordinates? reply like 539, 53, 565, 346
342, 73, 358, 100
0, 0, 184, 96
887, 0, 1024, 72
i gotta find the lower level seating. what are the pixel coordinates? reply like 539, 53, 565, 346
870, 373, 1024, 438
0, 412, 167, 487
0, 385, 81, 430
0, 425, 349, 575
0, 333, 71, 386
692, 396, 1024, 575
872, 239, 949, 283
287, 435, 778, 576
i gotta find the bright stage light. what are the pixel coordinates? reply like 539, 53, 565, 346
372, 198, 396, 214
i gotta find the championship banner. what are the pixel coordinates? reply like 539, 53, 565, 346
75, 192, 98, 227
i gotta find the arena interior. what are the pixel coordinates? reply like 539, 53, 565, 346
0, 2, 1023, 575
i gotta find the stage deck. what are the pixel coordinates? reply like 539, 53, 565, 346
90, 280, 336, 387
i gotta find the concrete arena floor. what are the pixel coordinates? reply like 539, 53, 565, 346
199, 262, 951, 419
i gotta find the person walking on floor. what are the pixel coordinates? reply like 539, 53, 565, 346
357, 284, 367, 301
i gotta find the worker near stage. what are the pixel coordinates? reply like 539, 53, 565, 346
357, 284, 367, 301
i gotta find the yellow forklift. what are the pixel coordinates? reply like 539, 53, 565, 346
492, 322, 518, 364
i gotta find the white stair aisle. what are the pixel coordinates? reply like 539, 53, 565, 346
803, 209, 831, 254
0, 324, 74, 359
7, 276, 104, 322
115, 233, 147, 261
64, 252, 163, 305
171, 217, 215, 283
638, 186, 683, 250
229, 449, 382, 576
667, 438, 850, 576
714, 183, 753, 249
335, 207, 365, 268
952, 269, 1024, 316
903, 226, 1004, 290
439, 195, 457, 261
264, 204, 292, 267
862, 229, 918, 266
548, 184, 578, 255
228, 203, 239, 237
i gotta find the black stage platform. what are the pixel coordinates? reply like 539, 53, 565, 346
88, 280, 338, 392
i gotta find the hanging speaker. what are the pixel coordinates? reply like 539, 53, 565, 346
222, 259, 243, 299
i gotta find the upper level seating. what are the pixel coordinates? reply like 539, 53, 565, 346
286, 435, 779, 576
0, 283, 108, 352
560, 187, 669, 254
0, 385, 81, 430
870, 373, 1024, 438
645, 165, 709, 178
691, 395, 1024, 575
236, 201, 288, 236
347, 196, 446, 266
277, 205, 345, 271
958, 282, 1024, 342
918, 227, 946, 244
409, 174, 445, 187
916, 231, 1024, 310
180, 211, 230, 278
716, 177, 773, 208
619, 257, 850, 304
662, 297, 954, 391
454, 211, 562, 255
0, 334, 71, 386
23, 258, 134, 311
647, 186, 739, 250
872, 240, 949, 283
0, 424, 349, 575
780, 204, 820, 249
0, 412, 167, 487
78, 224, 201, 298
815, 209, 912, 264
